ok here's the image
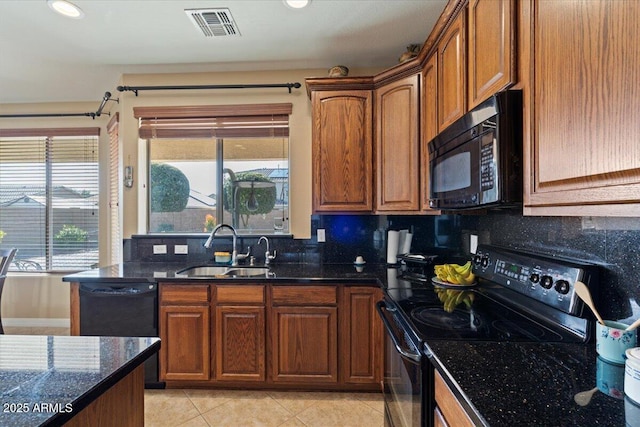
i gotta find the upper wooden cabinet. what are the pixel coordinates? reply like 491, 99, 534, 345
421, 53, 439, 211
310, 89, 374, 212
467, 0, 515, 109
375, 74, 421, 212
521, 0, 640, 215
437, 10, 466, 132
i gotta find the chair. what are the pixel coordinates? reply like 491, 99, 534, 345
0, 248, 18, 334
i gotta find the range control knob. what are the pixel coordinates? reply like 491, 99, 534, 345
473, 255, 483, 265
529, 273, 540, 284
555, 280, 570, 295
481, 256, 490, 268
540, 275, 553, 289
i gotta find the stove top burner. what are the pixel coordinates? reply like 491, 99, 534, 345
411, 307, 483, 331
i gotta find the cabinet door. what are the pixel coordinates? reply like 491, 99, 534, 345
159, 305, 210, 381
434, 370, 474, 427
341, 287, 383, 385
467, 0, 515, 109
421, 52, 439, 211
438, 11, 466, 132
215, 306, 265, 382
375, 74, 420, 212
523, 0, 640, 215
271, 306, 338, 383
311, 90, 373, 212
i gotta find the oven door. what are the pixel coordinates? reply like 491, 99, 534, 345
429, 127, 497, 210
377, 301, 425, 427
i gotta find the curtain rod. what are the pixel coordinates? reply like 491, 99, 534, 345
117, 82, 302, 96
0, 92, 118, 120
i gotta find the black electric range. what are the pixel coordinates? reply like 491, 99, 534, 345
378, 244, 599, 427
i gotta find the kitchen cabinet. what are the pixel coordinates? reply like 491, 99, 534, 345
214, 285, 266, 382
437, 10, 466, 132
159, 284, 210, 381
341, 286, 383, 385
421, 52, 439, 211
434, 370, 474, 427
310, 88, 374, 212
375, 74, 421, 212
467, 0, 515, 109
520, 0, 640, 215
271, 285, 339, 383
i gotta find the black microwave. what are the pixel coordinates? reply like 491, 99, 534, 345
428, 90, 522, 210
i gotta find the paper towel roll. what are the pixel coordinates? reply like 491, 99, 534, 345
401, 232, 413, 254
387, 230, 400, 264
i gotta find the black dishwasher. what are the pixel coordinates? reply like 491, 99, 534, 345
79, 282, 163, 388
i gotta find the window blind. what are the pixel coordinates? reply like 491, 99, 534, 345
107, 114, 121, 265
135, 103, 292, 139
0, 128, 99, 272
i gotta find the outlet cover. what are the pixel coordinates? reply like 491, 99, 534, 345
153, 244, 167, 255
470, 235, 478, 254
317, 228, 326, 243
174, 245, 188, 254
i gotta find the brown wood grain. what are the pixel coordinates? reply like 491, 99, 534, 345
375, 74, 421, 212
271, 285, 337, 306
216, 285, 265, 304
467, 0, 516, 109
159, 304, 210, 381
271, 306, 338, 383
69, 282, 80, 336
421, 52, 441, 213
311, 90, 373, 212
65, 365, 144, 427
215, 305, 266, 381
434, 370, 475, 427
521, 0, 640, 213
159, 284, 209, 304
341, 287, 383, 384
438, 11, 466, 132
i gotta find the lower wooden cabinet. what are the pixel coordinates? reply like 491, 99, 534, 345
342, 286, 383, 384
271, 305, 339, 383
158, 282, 382, 389
159, 302, 211, 381
215, 285, 266, 382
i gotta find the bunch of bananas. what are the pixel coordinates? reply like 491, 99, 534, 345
434, 261, 476, 286
434, 287, 475, 312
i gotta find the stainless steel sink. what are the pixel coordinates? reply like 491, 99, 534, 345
224, 267, 270, 277
176, 265, 271, 278
176, 266, 230, 277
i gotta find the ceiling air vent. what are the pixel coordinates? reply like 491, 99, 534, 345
185, 8, 241, 37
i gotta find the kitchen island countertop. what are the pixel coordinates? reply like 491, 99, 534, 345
0, 335, 160, 427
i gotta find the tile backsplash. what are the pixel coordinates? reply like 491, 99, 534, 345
126, 210, 639, 323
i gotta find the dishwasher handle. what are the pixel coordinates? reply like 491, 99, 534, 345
80, 283, 157, 296
376, 300, 422, 363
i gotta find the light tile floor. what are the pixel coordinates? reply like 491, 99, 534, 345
145, 388, 384, 427
4, 326, 385, 427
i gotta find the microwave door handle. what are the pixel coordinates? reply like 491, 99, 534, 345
376, 301, 422, 363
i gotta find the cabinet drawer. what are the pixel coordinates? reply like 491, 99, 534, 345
216, 285, 265, 304
160, 284, 210, 304
272, 286, 337, 306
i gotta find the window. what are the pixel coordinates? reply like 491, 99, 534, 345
135, 104, 290, 235
0, 128, 99, 272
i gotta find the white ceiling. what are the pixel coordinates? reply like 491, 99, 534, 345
0, 0, 447, 104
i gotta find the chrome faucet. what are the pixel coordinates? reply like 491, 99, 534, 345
258, 236, 277, 265
204, 224, 238, 266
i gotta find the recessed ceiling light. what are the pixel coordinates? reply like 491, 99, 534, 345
283, 0, 310, 9
47, 0, 85, 19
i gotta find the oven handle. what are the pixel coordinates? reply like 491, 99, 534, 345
376, 301, 422, 363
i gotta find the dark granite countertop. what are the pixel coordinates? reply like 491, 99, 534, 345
427, 340, 631, 426
0, 335, 160, 427
61, 261, 389, 285
61, 262, 633, 425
